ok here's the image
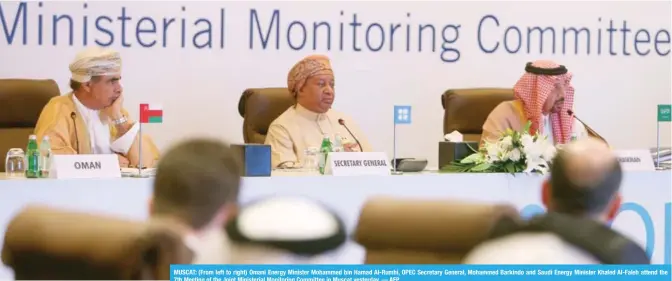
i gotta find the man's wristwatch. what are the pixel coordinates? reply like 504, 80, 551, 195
112, 116, 128, 125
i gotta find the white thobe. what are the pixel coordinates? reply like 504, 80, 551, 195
265, 104, 372, 168
541, 114, 588, 144
183, 228, 331, 264
72, 95, 139, 154
463, 232, 600, 264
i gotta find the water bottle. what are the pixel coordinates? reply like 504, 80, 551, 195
25, 135, 40, 178
40, 136, 52, 178
332, 133, 343, 152
318, 134, 332, 175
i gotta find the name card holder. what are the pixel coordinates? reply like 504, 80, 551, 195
613, 150, 656, 172
324, 152, 391, 176
50, 154, 122, 179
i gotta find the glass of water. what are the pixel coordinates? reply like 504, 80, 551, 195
302, 147, 319, 172
5, 148, 26, 179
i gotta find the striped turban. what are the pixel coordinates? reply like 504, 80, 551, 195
513, 60, 575, 144
287, 55, 333, 96
69, 47, 122, 83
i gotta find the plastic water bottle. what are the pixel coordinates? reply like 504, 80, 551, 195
25, 135, 40, 178
332, 133, 343, 152
318, 134, 332, 175
40, 136, 52, 178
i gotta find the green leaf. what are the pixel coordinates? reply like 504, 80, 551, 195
460, 153, 482, 164
505, 162, 515, 173
523, 120, 532, 133
439, 161, 478, 173
471, 162, 492, 172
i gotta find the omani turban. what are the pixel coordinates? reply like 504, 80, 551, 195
287, 55, 333, 95
69, 47, 122, 83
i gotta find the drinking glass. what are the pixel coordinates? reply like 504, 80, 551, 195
302, 147, 319, 172
5, 148, 26, 179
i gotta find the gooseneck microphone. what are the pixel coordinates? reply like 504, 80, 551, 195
70, 112, 80, 153
567, 110, 607, 144
338, 118, 364, 152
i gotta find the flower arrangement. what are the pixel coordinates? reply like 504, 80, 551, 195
441, 121, 557, 174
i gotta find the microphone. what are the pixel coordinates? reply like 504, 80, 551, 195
338, 118, 364, 152
567, 110, 607, 144
70, 112, 80, 154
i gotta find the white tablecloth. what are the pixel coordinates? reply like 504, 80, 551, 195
0, 171, 669, 278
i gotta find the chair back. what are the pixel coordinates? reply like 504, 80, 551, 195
1, 205, 193, 280
442, 88, 514, 142
238, 88, 294, 144
354, 197, 520, 264
0, 79, 60, 171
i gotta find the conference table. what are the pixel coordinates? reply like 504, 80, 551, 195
0, 170, 669, 278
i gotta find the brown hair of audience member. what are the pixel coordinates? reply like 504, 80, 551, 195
541, 137, 623, 221
150, 139, 242, 230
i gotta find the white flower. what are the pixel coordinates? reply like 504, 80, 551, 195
542, 145, 557, 161
500, 136, 513, 150
522, 140, 543, 160
525, 157, 548, 174
508, 148, 522, 162
485, 143, 501, 162
520, 134, 534, 148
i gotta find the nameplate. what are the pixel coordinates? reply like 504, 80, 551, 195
613, 150, 655, 171
324, 152, 391, 176
50, 154, 121, 179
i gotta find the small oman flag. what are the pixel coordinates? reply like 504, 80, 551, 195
140, 104, 163, 123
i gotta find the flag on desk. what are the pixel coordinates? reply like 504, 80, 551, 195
140, 104, 163, 124
394, 105, 412, 125
658, 104, 671, 122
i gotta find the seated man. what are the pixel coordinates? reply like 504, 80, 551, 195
149, 139, 345, 263
34, 47, 160, 168
464, 138, 649, 264
481, 61, 588, 146
264, 55, 372, 168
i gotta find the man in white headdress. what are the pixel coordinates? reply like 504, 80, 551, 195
34, 47, 160, 168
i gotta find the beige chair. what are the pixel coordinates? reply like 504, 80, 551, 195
353, 197, 520, 264
0, 79, 60, 171
238, 88, 295, 144
441, 88, 514, 143
1, 205, 193, 280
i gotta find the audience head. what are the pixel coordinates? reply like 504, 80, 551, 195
150, 138, 242, 232
69, 47, 123, 110
287, 55, 335, 113
542, 137, 623, 221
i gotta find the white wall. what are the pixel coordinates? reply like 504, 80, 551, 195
1, 1, 670, 167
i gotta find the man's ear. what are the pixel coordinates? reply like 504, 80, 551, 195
541, 179, 551, 209
606, 193, 622, 221
80, 81, 93, 93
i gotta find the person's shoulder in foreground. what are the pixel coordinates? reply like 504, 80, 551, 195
463, 232, 600, 264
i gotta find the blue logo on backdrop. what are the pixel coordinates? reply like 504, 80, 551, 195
519, 202, 671, 264
0, 2, 670, 63
394, 105, 412, 125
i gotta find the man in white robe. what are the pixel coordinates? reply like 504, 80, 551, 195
264, 55, 372, 168
34, 47, 160, 168
481, 61, 590, 146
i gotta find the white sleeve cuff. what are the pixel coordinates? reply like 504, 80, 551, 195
110, 122, 140, 154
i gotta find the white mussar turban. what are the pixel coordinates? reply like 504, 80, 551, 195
69, 47, 122, 83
